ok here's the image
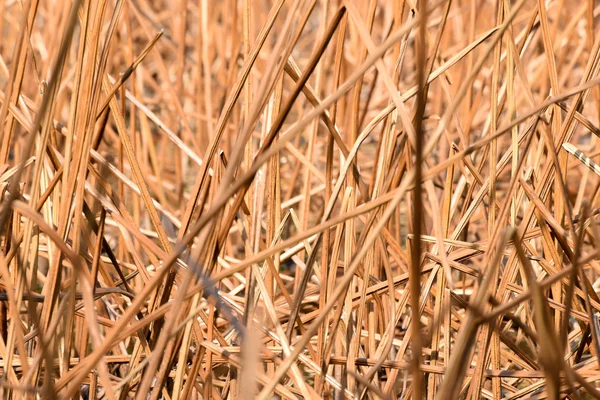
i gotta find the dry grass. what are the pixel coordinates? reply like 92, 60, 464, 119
2, 0, 600, 398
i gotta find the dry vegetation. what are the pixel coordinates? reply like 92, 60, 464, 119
3, 0, 600, 398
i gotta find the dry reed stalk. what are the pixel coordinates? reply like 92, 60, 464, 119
3, 0, 600, 399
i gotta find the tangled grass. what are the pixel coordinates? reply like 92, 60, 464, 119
2, 0, 600, 398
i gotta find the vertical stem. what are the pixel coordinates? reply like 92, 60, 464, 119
410, 0, 427, 398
